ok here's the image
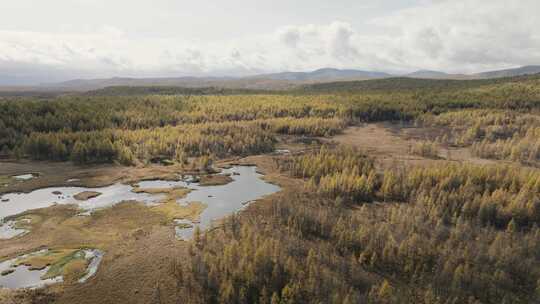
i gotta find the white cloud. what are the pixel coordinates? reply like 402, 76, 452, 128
414, 28, 444, 59
326, 22, 358, 60
370, 0, 540, 73
278, 27, 301, 48
0, 0, 539, 84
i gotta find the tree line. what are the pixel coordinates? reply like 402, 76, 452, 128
417, 109, 540, 165
2, 74, 540, 163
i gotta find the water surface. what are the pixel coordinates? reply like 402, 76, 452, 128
78, 249, 104, 283
13, 174, 37, 181
0, 249, 104, 289
0, 250, 62, 289
0, 220, 29, 239
0, 184, 165, 220
140, 166, 281, 239
0, 166, 280, 241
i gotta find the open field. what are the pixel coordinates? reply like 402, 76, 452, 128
327, 123, 500, 169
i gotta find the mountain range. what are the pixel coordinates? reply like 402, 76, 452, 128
402, 65, 540, 80
249, 68, 391, 81
2, 66, 540, 92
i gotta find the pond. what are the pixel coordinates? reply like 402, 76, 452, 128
0, 249, 104, 289
0, 166, 280, 240
0, 184, 165, 221
138, 166, 281, 239
78, 249, 104, 283
0, 219, 29, 239
12, 174, 37, 181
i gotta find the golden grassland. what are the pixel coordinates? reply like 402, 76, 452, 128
198, 174, 233, 186
0, 175, 11, 185
16, 249, 90, 280
146, 187, 207, 222
73, 191, 101, 201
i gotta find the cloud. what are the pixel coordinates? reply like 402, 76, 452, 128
326, 21, 358, 60
371, 0, 540, 72
0, 0, 539, 84
414, 28, 443, 59
273, 22, 368, 70
278, 26, 301, 48
277, 21, 360, 60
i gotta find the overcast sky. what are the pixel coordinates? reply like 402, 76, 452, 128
1, 0, 539, 84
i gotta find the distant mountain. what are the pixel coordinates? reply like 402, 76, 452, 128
42, 76, 296, 91
405, 70, 468, 79
404, 66, 540, 80
252, 68, 391, 81
2, 66, 539, 92
300, 73, 540, 93
50, 76, 231, 89
35, 68, 392, 91
474, 65, 540, 79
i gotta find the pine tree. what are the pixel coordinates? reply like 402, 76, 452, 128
506, 219, 518, 233
270, 292, 280, 304
377, 280, 393, 303
259, 287, 270, 304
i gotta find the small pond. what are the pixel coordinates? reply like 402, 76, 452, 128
0, 249, 103, 289
78, 249, 104, 283
0, 184, 165, 220
0, 166, 280, 240
138, 166, 281, 239
0, 219, 29, 239
12, 174, 37, 181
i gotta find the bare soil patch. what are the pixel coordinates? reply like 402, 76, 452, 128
198, 174, 233, 186
73, 191, 102, 201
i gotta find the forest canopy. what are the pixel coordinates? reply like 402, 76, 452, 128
1, 74, 540, 164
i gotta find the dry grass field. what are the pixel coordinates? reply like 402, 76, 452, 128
326, 123, 518, 169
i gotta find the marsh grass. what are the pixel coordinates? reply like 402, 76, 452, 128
198, 174, 233, 186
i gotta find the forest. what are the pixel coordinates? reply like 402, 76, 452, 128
175, 147, 540, 304
1, 74, 540, 303
2, 74, 540, 165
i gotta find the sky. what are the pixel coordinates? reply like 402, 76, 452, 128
1, 0, 539, 85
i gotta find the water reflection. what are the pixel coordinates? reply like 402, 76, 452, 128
0, 166, 280, 241
140, 166, 281, 240
0, 249, 104, 289
0, 250, 62, 289
0, 184, 165, 220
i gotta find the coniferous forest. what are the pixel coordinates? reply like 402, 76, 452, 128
1, 75, 540, 304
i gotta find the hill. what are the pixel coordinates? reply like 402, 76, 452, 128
404, 70, 468, 79
251, 68, 391, 81
44, 68, 391, 91
474, 65, 540, 78
2, 65, 540, 94
300, 73, 540, 93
